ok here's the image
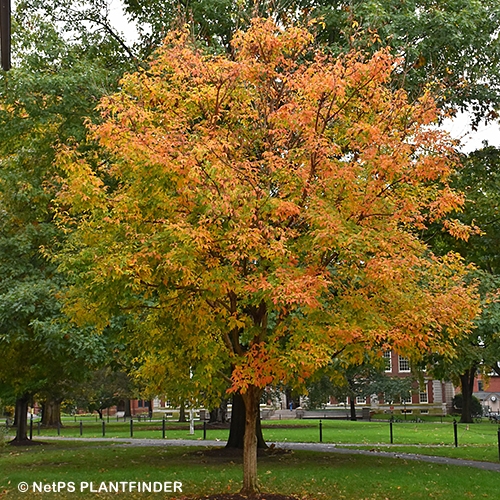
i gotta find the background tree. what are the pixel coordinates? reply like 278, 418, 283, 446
26, 0, 500, 126
0, 4, 129, 442
452, 393, 483, 418
72, 367, 134, 419
57, 20, 478, 494
425, 147, 500, 423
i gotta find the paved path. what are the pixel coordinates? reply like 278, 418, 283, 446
31, 437, 500, 472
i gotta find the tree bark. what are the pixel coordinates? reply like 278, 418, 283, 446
178, 403, 187, 422
12, 395, 29, 443
349, 398, 357, 421
226, 392, 267, 449
240, 385, 263, 496
210, 399, 228, 423
459, 367, 476, 424
124, 399, 132, 419
41, 399, 62, 427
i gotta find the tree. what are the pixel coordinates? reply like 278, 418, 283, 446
452, 393, 483, 418
57, 20, 478, 494
425, 147, 500, 423
0, 4, 128, 442
72, 367, 134, 419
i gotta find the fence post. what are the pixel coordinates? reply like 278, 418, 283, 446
319, 420, 323, 443
203, 420, 207, 440
453, 419, 458, 448
57, 422, 61, 436
29, 414, 33, 440
130, 418, 134, 438
80, 420, 83, 436
390, 418, 394, 444
162, 417, 166, 439
497, 427, 500, 461
37, 421, 41, 436
102, 421, 106, 437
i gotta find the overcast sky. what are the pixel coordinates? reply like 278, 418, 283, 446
442, 113, 500, 153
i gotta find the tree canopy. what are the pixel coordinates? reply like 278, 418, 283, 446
0, 4, 128, 440
122, 0, 500, 124
56, 19, 478, 492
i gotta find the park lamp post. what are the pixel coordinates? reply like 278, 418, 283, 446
0, 0, 10, 71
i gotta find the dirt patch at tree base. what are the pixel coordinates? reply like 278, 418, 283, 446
181, 494, 299, 500
8, 439, 44, 446
194, 444, 292, 459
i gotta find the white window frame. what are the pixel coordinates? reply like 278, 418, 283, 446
419, 385, 428, 404
383, 351, 392, 372
398, 356, 411, 373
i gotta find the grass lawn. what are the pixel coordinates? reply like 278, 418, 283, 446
18, 418, 500, 463
1, 441, 499, 500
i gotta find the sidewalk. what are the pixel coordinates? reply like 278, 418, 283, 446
30, 437, 500, 472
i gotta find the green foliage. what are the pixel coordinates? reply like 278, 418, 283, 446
425, 147, 500, 420
452, 393, 483, 417
305, 375, 336, 409
433, 147, 500, 274
0, 3, 129, 411
71, 368, 134, 416
370, 375, 416, 405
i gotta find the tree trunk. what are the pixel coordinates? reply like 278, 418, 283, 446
124, 399, 132, 419
210, 399, 228, 423
349, 398, 357, 421
178, 403, 187, 423
41, 399, 62, 427
240, 386, 262, 496
459, 368, 476, 424
12, 395, 29, 443
226, 392, 267, 449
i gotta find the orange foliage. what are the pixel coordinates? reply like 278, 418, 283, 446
57, 18, 479, 398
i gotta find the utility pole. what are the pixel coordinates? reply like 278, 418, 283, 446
0, 0, 11, 71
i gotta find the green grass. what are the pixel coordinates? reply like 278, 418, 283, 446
11, 418, 500, 461
1, 441, 499, 499
3, 419, 499, 499
18, 417, 499, 444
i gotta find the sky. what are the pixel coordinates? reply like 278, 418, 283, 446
108, 0, 140, 43
443, 112, 500, 153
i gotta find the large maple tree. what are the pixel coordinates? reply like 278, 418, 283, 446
57, 19, 478, 494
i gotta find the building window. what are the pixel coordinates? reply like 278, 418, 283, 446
478, 380, 484, 391
398, 356, 410, 373
419, 385, 428, 404
383, 351, 392, 372
356, 396, 367, 405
